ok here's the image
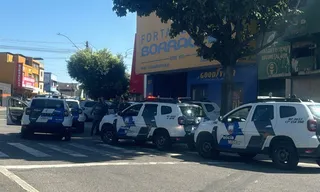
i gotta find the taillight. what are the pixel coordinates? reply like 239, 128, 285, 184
307, 119, 317, 132
25, 108, 31, 115
64, 110, 69, 116
178, 116, 186, 125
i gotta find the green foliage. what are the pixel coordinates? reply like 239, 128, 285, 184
67, 49, 129, 99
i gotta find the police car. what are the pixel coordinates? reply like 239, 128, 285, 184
66, 99, 85, 133
194, 96, 320, 170
99, 96, 206, 150
21, 97, 73, 141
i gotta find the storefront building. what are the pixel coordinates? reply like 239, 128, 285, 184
135, 13, 257, 108
0, 52, 43, 98
257, 0, 320, 101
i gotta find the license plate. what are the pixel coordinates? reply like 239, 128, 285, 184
38, 116, 52, 122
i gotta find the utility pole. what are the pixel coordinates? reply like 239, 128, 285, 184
85, 41, 89, 49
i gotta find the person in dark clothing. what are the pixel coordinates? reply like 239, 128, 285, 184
91, 97, 109, 136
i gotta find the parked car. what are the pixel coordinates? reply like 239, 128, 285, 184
20, 97, 73, 140
66, 99, 85, 133
80, 100, 97, 121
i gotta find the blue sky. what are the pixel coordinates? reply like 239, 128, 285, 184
0, 0, 136, 82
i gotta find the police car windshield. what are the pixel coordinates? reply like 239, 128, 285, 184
67, 101, 79, 109
31, 99, 64, 109
307, 104, 320, 119
179, 105, 205, 117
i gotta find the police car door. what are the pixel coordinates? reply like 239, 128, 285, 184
6, 97, 28, 125
245, 104, 276, 152
135, 103, 158, 140
116, 104, 143, 137
218, 106, 252, 149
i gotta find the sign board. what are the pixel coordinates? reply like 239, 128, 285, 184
15, 63, 23, 88
136, 13, 220, 74
22, 77, 35, 88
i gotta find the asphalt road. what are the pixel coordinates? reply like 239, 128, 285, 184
1, 109, 320, 192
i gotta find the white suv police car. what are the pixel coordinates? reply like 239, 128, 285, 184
99, 97, 205, 150
21, 97, 73, 141
194, 96, 320, 170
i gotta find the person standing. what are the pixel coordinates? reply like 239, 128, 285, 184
91, 97, 109, 136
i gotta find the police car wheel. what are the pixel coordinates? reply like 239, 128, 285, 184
271, 142, 299, 170
101, 126, 118, 145
197, 135, 219, 159
154, 132, 171, 151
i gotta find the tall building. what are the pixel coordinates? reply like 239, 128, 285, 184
0, 52, 44, 99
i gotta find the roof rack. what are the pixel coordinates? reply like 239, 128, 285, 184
254, 94, 314, 103
177, 97, 212, 103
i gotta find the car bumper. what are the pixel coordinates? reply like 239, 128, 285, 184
22, 123, 71, 134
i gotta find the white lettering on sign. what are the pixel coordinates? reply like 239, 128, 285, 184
285, 117, 304, 124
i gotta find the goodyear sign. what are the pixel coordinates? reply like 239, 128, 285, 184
136, 13, 220, 74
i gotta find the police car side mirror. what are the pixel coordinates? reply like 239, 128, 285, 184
117, 111, 123, 116
218, 116, 223, 122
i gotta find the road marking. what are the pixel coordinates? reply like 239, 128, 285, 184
0, 167, 39, 192
68, 143, 120, 159
0, 151, 9, 158
38, 143, 87, 157
8, 143, 51, 157
2, 161, 220, 170
98, 144, 147, 155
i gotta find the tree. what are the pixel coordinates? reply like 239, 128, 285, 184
67, 49, 129, 99
112, 0, 300, 114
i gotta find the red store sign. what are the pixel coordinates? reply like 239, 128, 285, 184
22, 77, 35, 88
15, 63, 23, 88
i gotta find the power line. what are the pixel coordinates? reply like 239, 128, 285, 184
0, 38, 83, 45
0, 44, 76, 53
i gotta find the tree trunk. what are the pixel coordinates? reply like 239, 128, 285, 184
221, 64, 235, 116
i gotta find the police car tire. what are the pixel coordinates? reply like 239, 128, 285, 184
197, 135, 219, 159
154, 131, 172, 151
101, 125, 118, 145
271, 142, 299, 170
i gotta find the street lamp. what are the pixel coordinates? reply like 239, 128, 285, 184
57, 33, 80, 50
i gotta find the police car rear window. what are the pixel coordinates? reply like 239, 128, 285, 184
31, 100, 64, 109
307, 104, 320, 118
179, 106, 205, 117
